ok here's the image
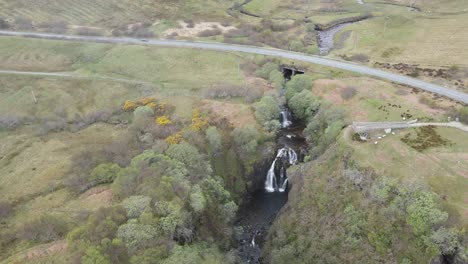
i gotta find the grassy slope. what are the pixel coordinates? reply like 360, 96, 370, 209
0, 0, 231, 26
0, 37, 245, 92
312, 76, 468, 226
0, 38, 256, 261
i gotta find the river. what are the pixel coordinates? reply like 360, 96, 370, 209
234, 108, 306, 263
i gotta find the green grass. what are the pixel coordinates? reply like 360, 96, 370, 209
0, 0, 231, 27
343, 126, 468, 227
243, 0, 284, 16
0, 37, 246, 93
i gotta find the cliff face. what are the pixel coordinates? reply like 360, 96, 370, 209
262, 144, 465, 264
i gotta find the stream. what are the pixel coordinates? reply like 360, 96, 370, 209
317, 22, 353, 55
234, 108, 306, 263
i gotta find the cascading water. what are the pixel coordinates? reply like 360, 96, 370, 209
265, 147, 297, 193
280, 109, 292, 128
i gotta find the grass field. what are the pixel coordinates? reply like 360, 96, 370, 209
0, 37, 260, 260
311, 76, 468, 227
0, 37, 246, 92
0, 0, 231, 27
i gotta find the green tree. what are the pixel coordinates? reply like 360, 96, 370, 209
231, 125, 259, 156
161, 244, 224, 264
123, 195, 152, 218
288, 90, 320, 121
130, 246, 168, 264
90, 163, 121, 185
255, 62, 278, 79
82, 246, 111, 264
254, 96, 281, 125
205, 126, 222, 153
67, 206, 127, 244
430, 227, 462, 256
190, 185, 206, 213
406, 191, 448, 235
263, 120, 281, 135
117, 221, 158, 253
166, 142, 212, 180
285, 75, 312, 101
133, 106, 154, 118
268, 70, 284, 91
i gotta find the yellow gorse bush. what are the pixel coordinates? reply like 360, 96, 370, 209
190, 110, 208, 131
166, 133, 183, 145
123, 100, 138, 111
156, 116, 172, 125
123, 97, 158, 112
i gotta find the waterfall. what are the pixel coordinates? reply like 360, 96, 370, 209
251, 236, 256, 247
265, 147, 297, 192
279, 178, 288, 193
280, 110, 292, 128
265, 159, 278, 193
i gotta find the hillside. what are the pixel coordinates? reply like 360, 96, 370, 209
0, 0, 467, 263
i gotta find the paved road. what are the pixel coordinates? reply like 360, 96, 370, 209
1, 30, 468, 104
352, 120, 468, 133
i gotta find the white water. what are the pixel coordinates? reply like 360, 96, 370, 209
280, 110, 292, 128
265, 159, 278, 193
279, 178, 288, 192
265, 147, 297, 192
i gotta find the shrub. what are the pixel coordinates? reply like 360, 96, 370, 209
263, 120, 281, 134
90, 163, 121, 185
37, 20, 68, 34
268, 70, 284, 91
134, 28, 154, 38
123, 196, 152, 218
117, 222, 158, 253
65, 151, 101, 192
38, 118, 67, 135
155, 116, 172, 126
0, 115, 25, 130
68, 206, 127, 243
197, 29, 222, 37
14, 17, 33, 30
406, 191, 448, 235
189, 184, 206, 214
344, 54, 369, 63
231, 126, 259, 156
255, 62, 278, 79
190, 110, 208, 131
166, 142, 212, 180
0, 201, 12, 219
75, 27, 104, 36
205, 126, 222, 153
166, 133, 183, 145
459, 107, 468, 124
254, 96, 281, 125
18, 215, 68, 242
0, 18, 10, 29
289, 90, 320, 121
430, 227, 462, 256
134, 106, 154, 118
123, 100, 138, 112
285, 75, 312, 101
340, 86, 357, 100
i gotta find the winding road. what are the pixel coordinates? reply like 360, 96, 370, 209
1, 30, 468, 104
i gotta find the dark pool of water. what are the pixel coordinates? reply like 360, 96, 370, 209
234, 190, 288, 263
